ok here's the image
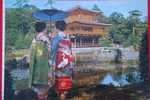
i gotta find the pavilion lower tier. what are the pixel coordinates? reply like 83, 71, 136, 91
70, 34, 101, 48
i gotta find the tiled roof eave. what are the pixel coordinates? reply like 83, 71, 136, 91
67, 21, 112, 26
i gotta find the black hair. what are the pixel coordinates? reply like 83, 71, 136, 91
55, 20, 66, 31
34, 22, 46, 33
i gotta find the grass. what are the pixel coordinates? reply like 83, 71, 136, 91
13, 79, 29, 90
10, 49, 30, 58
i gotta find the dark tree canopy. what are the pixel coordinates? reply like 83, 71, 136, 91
139, 30, 149, 88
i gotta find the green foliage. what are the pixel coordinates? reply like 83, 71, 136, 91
14, 32, 35, 49
6, 30, 18, 46
13, 79, 29, 90
129, 10, 142, 18
24, 32, 35, 47
109, 12, 125, 24
15, 35, 26, 49
109, 23, 130, 45
108, 10, 147, 48
99, 37, 113, 47
127, 34, 141, 47
5, 8, 36, 49
6, 6, 147, 49
93, 4, 147, 49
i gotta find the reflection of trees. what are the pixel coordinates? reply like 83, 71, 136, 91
125, 68, 141, 83
114, 49, 122, 63
110, 65, 141, 86
113, 71, 123, 81
112, 66, 125, 86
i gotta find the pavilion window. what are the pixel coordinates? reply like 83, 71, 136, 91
70, 27, 75, 31
81, 26, 92, 32
78, 14, 81, 20
76, 26, 80, 30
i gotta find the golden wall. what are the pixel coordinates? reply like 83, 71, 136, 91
65, 12, 108, 36
65, 13, 94, 23
66, 25, 108, 36
93, 26, 107, 36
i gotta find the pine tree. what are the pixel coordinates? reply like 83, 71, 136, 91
92, 4, 102, 12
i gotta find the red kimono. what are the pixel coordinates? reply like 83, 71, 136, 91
56, 39, 73, 70
55, 38, 74, 92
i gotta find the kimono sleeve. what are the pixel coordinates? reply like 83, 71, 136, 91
28, 44, 37, 88
50, 34, 62, 65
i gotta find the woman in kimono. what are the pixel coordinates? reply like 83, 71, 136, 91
29, 22, 50, 100
50, 21, 74, 100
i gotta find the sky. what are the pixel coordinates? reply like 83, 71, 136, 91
5, 0, 148, 18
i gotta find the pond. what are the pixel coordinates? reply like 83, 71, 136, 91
10, 61, 142, 90
99, 67, 142, 87
75, 62, 142, 87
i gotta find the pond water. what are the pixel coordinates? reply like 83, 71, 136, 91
99, 67, 142, 87
10, 61, 142, 90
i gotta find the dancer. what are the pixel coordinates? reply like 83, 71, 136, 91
29, 22, 50, 100
50, 20, 74, 100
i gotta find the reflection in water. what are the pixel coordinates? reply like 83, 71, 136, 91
100, 67, 142, 87
100, 74, 129, 87
76, 61, 141, 87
